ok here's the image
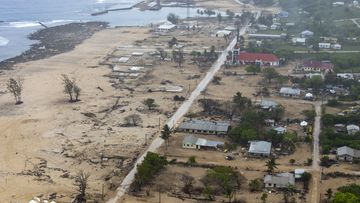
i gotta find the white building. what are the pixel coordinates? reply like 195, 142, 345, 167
279, 87, 301, 98
347, 124, 360, 135
264, 173, 295, 188
319, 43, 331, 49
337, 73, 354, 80
182, 135, 224, 150
331, 43, 342, 50
300, 30, 314, 38
157, 21, 176, 32
292, 37, 306, 46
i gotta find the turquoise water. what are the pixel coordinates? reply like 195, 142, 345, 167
0, 0, 199, 61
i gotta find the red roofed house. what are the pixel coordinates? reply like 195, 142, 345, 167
296, 60, 334, 73
237, 52, 280, 67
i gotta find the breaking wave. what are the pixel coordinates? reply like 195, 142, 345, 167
1, 20, 75, 28
0, 36, 9, 46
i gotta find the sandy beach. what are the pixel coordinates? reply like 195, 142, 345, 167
0, 26, 167, 202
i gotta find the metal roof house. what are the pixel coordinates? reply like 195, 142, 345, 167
337, 146, 360, 162
248, 141, 272, 157
347, 124, 360, 135
264, 173, 295, 188
273, 126, 287, 134
279, 87, 301, 98
258, 100, 279, 110
157, 21, 176, 32
178, 119, 231, 135
300, 30, 314, 38
182, 135, 224, 150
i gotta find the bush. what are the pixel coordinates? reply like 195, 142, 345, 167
327, 99, 340, 107
174, 95, 185, 101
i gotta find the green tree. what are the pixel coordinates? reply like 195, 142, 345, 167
226, 10, 235, 20
289, 159, 295, 165
305, 75, 324, 94
217, 13, 222, 26
132, 152, 167, 191
202, 166, 245, 202
248, 179, 262, 192
143, 98, 157, 110
232, 92, 252, 114
261, 193, 268, 203
172, 47, 185, 67
333, 192, 359, 203
262, 68, 279, 83
161, 124, 171, 149
187, 156, 196, 166
202, 184, 214, 200
245, 65, 261, 75
265, 158, 279, 174
301, 172, 312, 191
167, 13, 180, 24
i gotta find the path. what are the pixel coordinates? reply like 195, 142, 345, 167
351, 18, 360, 28
106, 18, 254, 203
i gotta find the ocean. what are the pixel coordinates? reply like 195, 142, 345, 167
0, 0, 199, 61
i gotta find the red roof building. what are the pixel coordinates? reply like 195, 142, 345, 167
299, 60, 334, 73
237, 52, 280, 66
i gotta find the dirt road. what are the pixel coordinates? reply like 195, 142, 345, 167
310, 102, 322, 203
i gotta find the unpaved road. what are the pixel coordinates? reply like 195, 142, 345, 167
106, 15, 257, 203
310, 102, 321, 203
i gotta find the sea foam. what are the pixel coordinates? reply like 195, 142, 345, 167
0, 36, 9, 46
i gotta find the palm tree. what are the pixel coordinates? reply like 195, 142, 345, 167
265, 158, 279, 174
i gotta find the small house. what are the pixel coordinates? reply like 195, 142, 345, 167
264, 173, 295, 188
279, 87, 301, 98
319, 43, 331, 49
178, 119, 231, 135
265, 119, 275, 127
337, 146, 360, 161
333, 1, 345, 6
216, 30, 232, 37
300, 30, 314, 38
292, 37, 306, 46
347, 124, 360, 135
331, 43, 342, 50
278, 11, 289, 18
273, 126, 286, 134
334, 124, 346, 133
337, 73, 354, 80
294, 169, 306, 179
257, 24, 268, 30
157, 21, 176, 32
258, 100, 279, 111
182, 135, 224, 150
248, 141, 272, 157
304, 93, 314, 100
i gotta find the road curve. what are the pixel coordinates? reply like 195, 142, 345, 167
106, 22, 251, 203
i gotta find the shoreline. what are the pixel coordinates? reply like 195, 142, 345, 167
0, 22, 108, 70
